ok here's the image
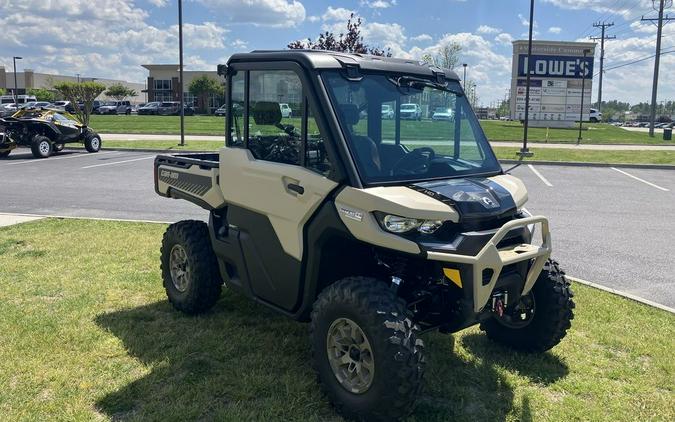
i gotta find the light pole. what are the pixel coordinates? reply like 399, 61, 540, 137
462, 63, 467, 89
577, 48, 591, 145
76, 73, 80, 83
12, 56, 22, 106
520, 0, 535, 158
178, 0, 185, 146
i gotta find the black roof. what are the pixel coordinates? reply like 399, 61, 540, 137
227, 50, 460, 81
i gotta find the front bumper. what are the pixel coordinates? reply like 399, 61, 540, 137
427, 215, 551, 312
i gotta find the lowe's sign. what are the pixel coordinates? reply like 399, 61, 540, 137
517, 54, 593, 79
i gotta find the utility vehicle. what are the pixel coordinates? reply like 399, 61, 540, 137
0, 108, 101, 158
153, 50, 574, 421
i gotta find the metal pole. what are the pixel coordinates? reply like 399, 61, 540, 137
648, 0, 665, 137
12, 56, 21, 106
578, 49, 590, 145
521, 0, 535, 156
462, 63, 467, 89
178, 0, 185, 146
77, 73, 80, 83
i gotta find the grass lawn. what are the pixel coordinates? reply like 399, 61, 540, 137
80, 139, 675, 166
1, 219, 673, 421
89, 115, 673, 145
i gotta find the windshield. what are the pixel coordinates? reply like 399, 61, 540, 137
321, 71, 501, 185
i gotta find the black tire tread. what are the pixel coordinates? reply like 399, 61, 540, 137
310, 277, 425, 421
480, 259, 575, 353
30, 135, 51, 158
160, 220, 221, 314
84, 132, 101, 153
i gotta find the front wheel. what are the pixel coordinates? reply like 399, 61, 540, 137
480, 259, 575, 353
310, 277, 425, 421
31, 135, 52, 159
160, 220, 222, 314
84, 133, 101, 153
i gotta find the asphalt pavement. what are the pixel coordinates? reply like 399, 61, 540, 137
1, 147, 674, 307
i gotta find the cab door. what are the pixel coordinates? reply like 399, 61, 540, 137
219, 64, 338, 312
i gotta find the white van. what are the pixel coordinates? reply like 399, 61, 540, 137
0, 95, 37, 105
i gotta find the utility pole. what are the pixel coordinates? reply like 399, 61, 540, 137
520, 0, 535, 158
642, 0, 674, 137
578, 49, 591, 145
178, 0, 185, 146
590, 22, 615, 114
12, 56, 22, 106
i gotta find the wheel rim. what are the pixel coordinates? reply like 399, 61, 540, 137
169, 244, 190, 292
494, 292, 536, 329
90, 137, 100, 150
39, 141, 50, 155
326, 318, 375, 394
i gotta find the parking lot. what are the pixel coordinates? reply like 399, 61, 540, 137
1, 147, 674, 307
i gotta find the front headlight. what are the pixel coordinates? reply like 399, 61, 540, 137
381, 214, 444, 234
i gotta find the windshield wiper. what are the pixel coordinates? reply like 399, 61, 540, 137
388, 76, 464, 96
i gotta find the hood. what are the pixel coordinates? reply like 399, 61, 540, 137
409, 177, 517, 221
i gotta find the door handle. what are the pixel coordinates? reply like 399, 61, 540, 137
287, 183, 305, 195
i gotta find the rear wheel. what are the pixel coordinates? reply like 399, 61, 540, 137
31, 135, 52, 159
480, 259, 575, 353
84, 133, 101, 153
310, 277, 425, 421
160, 220, 222, 314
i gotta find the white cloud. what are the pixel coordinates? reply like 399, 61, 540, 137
494, 33, 514, 46
361, 0, 397, 9
517, 13, 537, 28
543, 0, 653, 19
196, 0, 306, 27
477, 25, 500, 34
148, 0, 168, 6
322, 6, 354, 22
307, 15, 320, 23
411, 33, 433, 42
548, 26, 562, 34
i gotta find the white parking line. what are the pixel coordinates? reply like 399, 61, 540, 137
81, 155, 155, 169
610, 167, 670, 192
527, 164, 553, 187
2, 151, 119, 166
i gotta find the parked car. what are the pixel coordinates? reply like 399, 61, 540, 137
431, 107, 454, 121
400, 103, 422, 120
97, 100, 132, 115
0, 95, 37, 106
132, 103, 145, 114
381, 104, 394, 119
52, 101, 76, 113
214, 103, 243, 117
19, 101, 52, 110
279, 103, 292, 118
138, 102, 160, 115
589, 108, 602, 122
156, 101, 194, 116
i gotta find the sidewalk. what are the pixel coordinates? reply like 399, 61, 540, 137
100, 133, 675, 151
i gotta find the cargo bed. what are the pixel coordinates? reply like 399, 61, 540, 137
154, 153, 226, 210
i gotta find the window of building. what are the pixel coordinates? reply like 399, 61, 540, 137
154, 79, 171, 91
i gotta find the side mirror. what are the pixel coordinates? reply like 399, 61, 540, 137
217, 64, 228, 76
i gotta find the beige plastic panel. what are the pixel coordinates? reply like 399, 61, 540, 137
489, 174, 529, 208
334, 186, 459, 254
219, 148, 338, 260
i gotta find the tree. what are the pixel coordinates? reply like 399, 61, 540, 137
27, 88, 55, 102
421, 42, 462, 70
104, 83, 137, 101
0, 88, 5, 96
52, 81, 106, 126
189, 75, 222, 114
288, 13, 392, 57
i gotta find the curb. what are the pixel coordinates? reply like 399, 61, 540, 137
568, 276, 675, 314
0, 212, 172, 225
500, 159, 675, 170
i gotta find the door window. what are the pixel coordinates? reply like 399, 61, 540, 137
247, 70, 303, 165
228, 71, 245, 147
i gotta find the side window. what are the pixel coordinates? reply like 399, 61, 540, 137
247, 70, 303, 165
306, 105, 332, 176
228, 71, 245, 147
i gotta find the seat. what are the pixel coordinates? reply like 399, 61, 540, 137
337, 104, 382, 177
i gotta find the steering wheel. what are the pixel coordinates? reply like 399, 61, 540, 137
392, 147, 436, 175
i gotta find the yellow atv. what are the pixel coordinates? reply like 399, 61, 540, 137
0, 108, 101, 159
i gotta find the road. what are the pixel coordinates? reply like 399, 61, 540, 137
1, 147, 674, 307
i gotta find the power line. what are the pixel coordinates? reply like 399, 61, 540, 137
600, 47, 675, 72
590, 22, 616, 112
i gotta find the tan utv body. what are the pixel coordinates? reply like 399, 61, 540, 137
154, 51, 575, 421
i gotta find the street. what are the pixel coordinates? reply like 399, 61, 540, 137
1, 147, 674, 307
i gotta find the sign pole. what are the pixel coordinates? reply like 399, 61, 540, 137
577, 49, 590, 145
519, 0, 535, 158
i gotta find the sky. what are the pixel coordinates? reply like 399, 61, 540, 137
1, 0, 673, 106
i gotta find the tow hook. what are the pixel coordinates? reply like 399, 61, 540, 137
491, 291, 509, 317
